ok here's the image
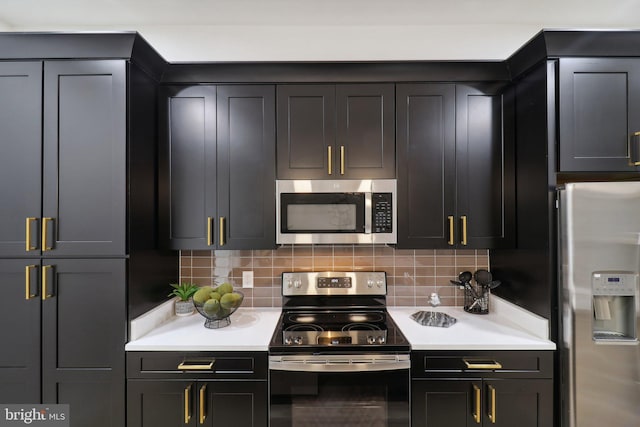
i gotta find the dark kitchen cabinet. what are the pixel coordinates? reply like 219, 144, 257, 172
128, 380, 267, 427
0, 259, 41, 403
413, 378, 552, 427
0, 258, 126, 427
276, 84, 395, 179
396, 83, 514, 249
558, 58, 640, 172
0, 62, 42, 258
127, 351, 268, 427
0, 32, 174, 427
0, 60, 127, 258
159, 85, 276, 250
411, 351, 553, 427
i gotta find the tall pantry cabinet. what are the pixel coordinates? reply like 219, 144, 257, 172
0, 34, 174, 427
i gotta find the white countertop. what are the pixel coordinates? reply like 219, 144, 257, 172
388, 302, 556, 350
126, 296, 555, 352
125, 307, 282, 352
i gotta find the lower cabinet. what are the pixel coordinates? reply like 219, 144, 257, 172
411, 351, 553, 427
127, 351, 268, 427
128, 379, 267, 427
0, 258, 126, 427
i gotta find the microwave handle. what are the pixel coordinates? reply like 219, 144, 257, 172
364, 192, 372, 234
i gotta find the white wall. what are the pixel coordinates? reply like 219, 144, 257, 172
135, 24, 543, 62
2, 0, 640, 62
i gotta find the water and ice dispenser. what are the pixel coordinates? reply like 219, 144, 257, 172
592, 271, 638, 342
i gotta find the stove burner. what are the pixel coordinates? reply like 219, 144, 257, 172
341, 323, 381, 332
346, 312, 384, 324
285, 324, 324, 332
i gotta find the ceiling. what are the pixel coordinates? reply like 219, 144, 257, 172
1, 0, 639, 62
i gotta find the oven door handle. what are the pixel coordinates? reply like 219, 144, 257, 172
269, 355, 410, 372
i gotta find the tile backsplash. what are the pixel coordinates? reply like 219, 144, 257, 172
180, 245, 489, 308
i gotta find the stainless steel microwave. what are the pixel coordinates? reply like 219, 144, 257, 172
276, 179, 397, 245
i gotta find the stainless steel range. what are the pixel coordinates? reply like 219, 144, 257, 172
269, 271, 410, 427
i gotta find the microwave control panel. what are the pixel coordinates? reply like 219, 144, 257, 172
372, 193, 393, 233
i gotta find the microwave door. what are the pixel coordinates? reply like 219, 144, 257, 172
280, 192, 366, 238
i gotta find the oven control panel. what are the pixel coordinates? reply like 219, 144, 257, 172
282, 271, 387, 296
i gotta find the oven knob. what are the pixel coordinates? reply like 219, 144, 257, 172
293, 336, 304, 345
376, 280, 384, 288
286, 279, 293, 288
284, 337, 292, 345
367, 336, 376, 345
377, 336, 386, 344
294, 280, 302, 289
367, 279, 374, 288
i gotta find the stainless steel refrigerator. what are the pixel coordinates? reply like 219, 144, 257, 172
558, 182, 640, 427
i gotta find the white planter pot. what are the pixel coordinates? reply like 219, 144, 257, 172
174, 299, 195, 316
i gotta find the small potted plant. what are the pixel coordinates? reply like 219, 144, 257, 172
168, 282, 199, 316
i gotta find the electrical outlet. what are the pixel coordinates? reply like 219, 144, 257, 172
242, 271, 254, 288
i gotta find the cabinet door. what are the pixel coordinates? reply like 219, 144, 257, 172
159, 85, 217, 250
203, 381, 268, 427
277, 85, 336, 179
396, 84, 456, 248
42, 60, 127, 256
336, 84, 395, 178
0, 260, 41, 403
0, 62, 42, 257
128, 380, 196, 427
456, 85, 515, 249
559, 58, 640, 172
41, 259, 126, 427
412, 379, 480, 427
217, 85, 276, 249
484, 379, 553, 427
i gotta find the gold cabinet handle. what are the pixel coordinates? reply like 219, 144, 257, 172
488, 384, 497, 423
25, 265, 37, 300
177, 360, 215, 371
463, 359, 503, 370
630, 131, 640, 166
41, 265, 53, 300
199, 384, 207, 424
461, 215, 468, 246
447, 216, 455, 246
340, 145, 345, 175
219, 217, 225, 246
25, 217, 38, 251
207, 217, 214, 246
41, 217, 53, 251
184, 384, 192, 424
327, 145, 333, 175
472, 384, 481, 424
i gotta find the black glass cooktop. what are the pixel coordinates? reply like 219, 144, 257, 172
269, 309, 409, 353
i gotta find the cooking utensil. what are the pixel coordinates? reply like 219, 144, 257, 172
474, 269, 493, 286
450, 270, 479, 298
488, 280, 501, 290
459, 271, 473, 283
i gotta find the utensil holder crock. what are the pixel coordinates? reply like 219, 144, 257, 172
464, 285, 489, 314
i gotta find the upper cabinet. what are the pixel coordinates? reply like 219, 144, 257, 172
558, 58, 640, 172
396, 83, 514, 249
159, 85, 276, 250
0, 60, 127, 258
276, 84, 395, 179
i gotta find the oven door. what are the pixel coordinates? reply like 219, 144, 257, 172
269, 354, 410, 427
